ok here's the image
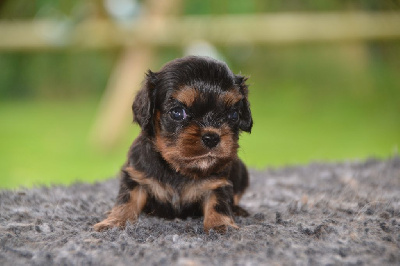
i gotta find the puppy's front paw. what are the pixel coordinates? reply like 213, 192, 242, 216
93, 205, 138, 232
204, 214, 239, 234
94, 187, 147, 232
93, 221, 111, 232
93, 218, 123, 232
93, 220, 115, 232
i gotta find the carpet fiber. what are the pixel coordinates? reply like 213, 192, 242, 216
1, 157, 399, 265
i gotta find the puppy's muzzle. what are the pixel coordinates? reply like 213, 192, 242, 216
202, 132, 220, 148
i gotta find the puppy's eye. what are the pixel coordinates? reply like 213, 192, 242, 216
228, 110, 239, 122
170, 107, 187, 121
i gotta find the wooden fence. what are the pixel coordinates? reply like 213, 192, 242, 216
1, 11, 399, 148
1, 12, 400, 51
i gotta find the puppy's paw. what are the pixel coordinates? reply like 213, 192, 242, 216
93, 220, 116, 232
93, 222, 109, 232
204, 214, 239, 234
93, 218, 126, 232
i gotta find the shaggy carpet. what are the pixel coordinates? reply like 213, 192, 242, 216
1, 157, 399, 265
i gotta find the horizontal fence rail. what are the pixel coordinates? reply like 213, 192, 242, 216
1, 11, 400, 50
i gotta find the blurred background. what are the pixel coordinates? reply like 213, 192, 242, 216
0, 0, 399, 189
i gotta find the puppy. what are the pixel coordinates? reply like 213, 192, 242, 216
94, 56, 253, 233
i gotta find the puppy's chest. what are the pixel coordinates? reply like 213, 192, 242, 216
144, 180, 206, 210
142, 177, 231, 211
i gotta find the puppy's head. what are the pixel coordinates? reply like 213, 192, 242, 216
133, 56, 252, 176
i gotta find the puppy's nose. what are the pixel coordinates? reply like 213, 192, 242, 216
202, 133, 220, 148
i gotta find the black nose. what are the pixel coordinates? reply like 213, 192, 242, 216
202, 133, 220, 148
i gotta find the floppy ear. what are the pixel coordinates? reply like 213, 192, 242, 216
132, 70, 158, 136
235, 75, 253, 133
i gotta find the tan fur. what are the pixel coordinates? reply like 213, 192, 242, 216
94, 187, 147, 231
181, 179, 232, 204
125, 166, 176, 204
220, 90, 243, 106
172, 87, 199, 107
203, 193, 238, 233
233, 193, 243, 206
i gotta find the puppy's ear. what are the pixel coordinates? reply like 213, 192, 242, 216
235, 75, 253, 133
132, 70, 158, 136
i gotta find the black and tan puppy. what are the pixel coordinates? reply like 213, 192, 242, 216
94, 56, 252, 233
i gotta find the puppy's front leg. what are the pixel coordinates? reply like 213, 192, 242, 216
203, 186, 238, 233
94, 182, 147, 231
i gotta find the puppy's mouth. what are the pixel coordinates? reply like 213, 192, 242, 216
176, 152, 231, 174
183, 151, 219, 160
182, 152, 219, 165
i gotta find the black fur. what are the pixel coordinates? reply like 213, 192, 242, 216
94, 56, 253, 233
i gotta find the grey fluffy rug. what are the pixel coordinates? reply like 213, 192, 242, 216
1, 157, 399, 265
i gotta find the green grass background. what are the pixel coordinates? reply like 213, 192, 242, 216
1, 45, 399, 189
1, 0, 399, 188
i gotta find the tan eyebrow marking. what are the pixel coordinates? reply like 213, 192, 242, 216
221, 90, 243, 106
172, 87, 199, 107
